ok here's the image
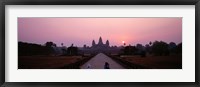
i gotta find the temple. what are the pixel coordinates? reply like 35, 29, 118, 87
80, 36, 120, 54
91, 37, 110, 48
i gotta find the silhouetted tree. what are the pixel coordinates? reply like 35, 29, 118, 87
45, 42, 54, 47
168, 42, 177, 55
67, 47, 78, 56
45, 41, 56, 55
136, 44, 144, 50
152, 41, 169, 56
149, 41, 152, 46
145, 44, 151, 54
123, 46, 138, 55
176, 43, 182, 54
83, 44, 87, 48
18, 42, 56, 56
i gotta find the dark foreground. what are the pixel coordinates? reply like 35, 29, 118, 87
18, 54, 182, 69
113, 55, 182, 69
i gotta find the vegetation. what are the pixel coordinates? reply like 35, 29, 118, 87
151, 41, 169, 56
18, 42, 79, 56
18, 42, 54, 56
18, 40, 182, 69
122, 41, 182, 56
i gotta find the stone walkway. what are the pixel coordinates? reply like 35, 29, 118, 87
80, 53, 125, 69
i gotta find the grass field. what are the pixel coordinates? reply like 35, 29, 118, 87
18, 56, 83, 69
120, 55, 182, 69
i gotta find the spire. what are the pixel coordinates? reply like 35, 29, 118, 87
92, 40, 96, 47
98, 36, 103, 45
106, 40, 109, 46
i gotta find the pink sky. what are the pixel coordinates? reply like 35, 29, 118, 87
18, 18, 182, 47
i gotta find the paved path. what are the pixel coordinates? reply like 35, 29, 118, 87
80, 53, 125, 69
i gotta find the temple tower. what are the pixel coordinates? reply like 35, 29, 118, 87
106, 40, 109, 47
92, 40, 96, 47
98, 37, 103, 45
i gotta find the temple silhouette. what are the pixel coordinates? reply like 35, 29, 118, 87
80, 36, 121, 54
92, 37, 110, 48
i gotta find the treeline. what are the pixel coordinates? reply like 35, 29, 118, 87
18, 42, 53, 56
18, 42, 78, 56
122, 41, 182, 56
61, 44, 78, 56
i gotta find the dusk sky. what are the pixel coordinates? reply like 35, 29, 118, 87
18, 18, 182, 47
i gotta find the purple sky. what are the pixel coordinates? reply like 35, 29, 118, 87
18, 18, 182, 47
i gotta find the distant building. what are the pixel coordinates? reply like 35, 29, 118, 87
91, 37, 110, 48
80, 36, 120, 54
52, 37, 121, 55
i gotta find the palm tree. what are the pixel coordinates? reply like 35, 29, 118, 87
149, 41, 152, 46
61, 43, 64, 47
